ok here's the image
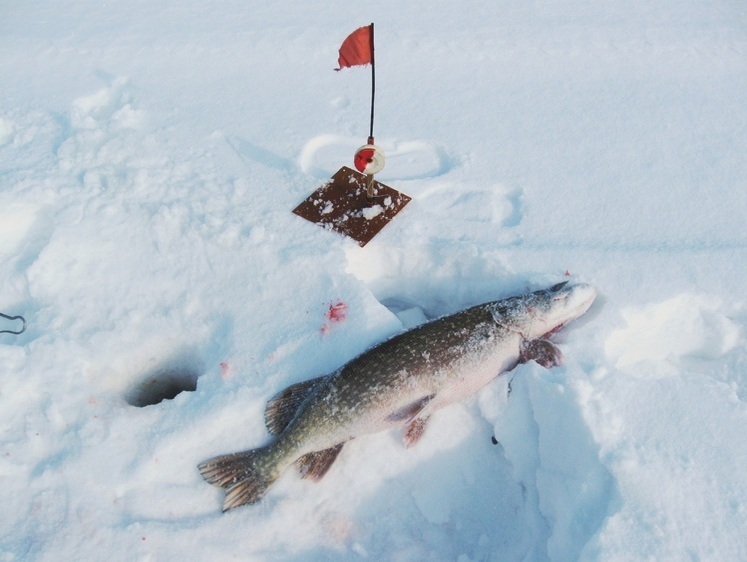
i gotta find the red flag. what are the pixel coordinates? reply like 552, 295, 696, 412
335, 25, 373, 71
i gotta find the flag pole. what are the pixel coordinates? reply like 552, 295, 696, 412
368, 22, 375, 144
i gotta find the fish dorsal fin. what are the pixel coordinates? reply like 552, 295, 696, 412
520, 339, 564, 368
296, 443, 345, 481
386, 394, 436, 423
264, 375, 326, 435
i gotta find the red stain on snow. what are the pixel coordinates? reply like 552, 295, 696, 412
326, 301, 347, 323
220, 361, 233, 380
320, 301, 348, 335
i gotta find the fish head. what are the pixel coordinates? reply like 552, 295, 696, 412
491, 281, 597, 340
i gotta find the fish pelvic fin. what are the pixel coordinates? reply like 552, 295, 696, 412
403, 416, 431, 448
296, 443, 345, 481
520, 339, 564, 368
198, 448, 279, 511
264, 375, 327, 435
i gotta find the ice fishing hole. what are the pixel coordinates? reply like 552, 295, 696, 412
125, 352, 204, 407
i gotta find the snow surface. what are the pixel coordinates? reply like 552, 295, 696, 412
2, 1, 747, 560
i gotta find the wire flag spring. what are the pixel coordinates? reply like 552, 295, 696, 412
0, 312, 27, 335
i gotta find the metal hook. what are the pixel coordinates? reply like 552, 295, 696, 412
0, 312, 26, 335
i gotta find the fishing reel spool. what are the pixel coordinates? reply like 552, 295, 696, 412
354, 141, 385, 198
353, 143, 386, 175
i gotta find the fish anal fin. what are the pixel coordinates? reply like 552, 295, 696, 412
403, 416, 430, 448
264, 375, 327, 435
386, 393, 436, 423
520, 339, 564, 368
296, 443, 345, 481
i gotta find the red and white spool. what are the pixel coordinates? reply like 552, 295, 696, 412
354, 144, 386, 175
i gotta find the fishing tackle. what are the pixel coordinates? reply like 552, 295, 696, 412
0, 312, 26, 335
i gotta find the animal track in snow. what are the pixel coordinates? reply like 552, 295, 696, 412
69, 76, 145, 132
299, 134, 451, 180
605, 294, 741, 375
57, 75, 149, 184
417, 182, 524, 228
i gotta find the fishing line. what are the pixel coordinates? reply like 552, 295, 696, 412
0, 312, 26, 335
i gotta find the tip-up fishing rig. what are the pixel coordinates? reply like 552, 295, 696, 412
0, 312, 26, 335
293, 23, 411, 247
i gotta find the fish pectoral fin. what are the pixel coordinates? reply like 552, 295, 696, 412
386, 394, 436, 423
403, 416, 431, 448
296, 443, 345, 481
520, 339, 564, 368
265, 375, 328, 435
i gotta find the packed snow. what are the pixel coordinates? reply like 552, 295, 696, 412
2, 1, 746, 560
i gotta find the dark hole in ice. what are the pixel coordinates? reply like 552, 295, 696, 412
126, 352, 203, 407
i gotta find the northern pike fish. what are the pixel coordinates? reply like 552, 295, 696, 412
198, 281, 597, 511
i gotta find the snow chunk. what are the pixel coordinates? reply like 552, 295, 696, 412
360, 204, 384, 220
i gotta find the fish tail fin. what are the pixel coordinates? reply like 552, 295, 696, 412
198, 448, 279, 511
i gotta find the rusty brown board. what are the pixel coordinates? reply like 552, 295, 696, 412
292, 166, 411, 247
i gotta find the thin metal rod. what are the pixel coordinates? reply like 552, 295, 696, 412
368, 22, 375, 143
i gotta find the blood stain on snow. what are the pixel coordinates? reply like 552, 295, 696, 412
320, 301, 348, 335
219, 361, 233, 380
326, 301, 347, 323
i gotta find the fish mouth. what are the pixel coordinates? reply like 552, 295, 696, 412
540, 323, 566, 339
539, 282, 597, 339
